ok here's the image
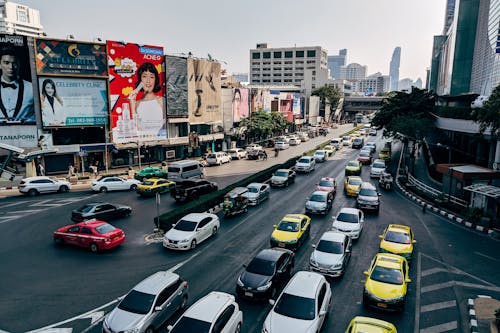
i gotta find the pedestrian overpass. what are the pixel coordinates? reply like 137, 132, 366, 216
341, 96, 385, 121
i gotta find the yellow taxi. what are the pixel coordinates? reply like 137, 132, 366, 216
345, 160, 362, 176
345, 316, 397, 333
344, 176, 363, 196
379, 224, 416, 262
270, 214, 311, 251
363, 253, 410, 311
136, 178, 175, 197
323, 145, 336, 157
379, 147, 391, 162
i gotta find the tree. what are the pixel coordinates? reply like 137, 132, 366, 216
240, 111, 291, 141
474, 84, 500, 137
312, 86, 342, 121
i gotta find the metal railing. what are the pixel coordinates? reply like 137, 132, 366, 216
406, 173, 468, 208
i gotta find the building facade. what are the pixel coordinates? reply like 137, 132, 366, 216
327, 49, 347, 79
340, 63, 367, 81
0, 1, 44, 37
389, 47, 401, 91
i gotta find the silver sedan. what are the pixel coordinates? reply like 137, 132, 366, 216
243, 182, 270, 205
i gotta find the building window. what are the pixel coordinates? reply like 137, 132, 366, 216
273, 67, 281, 71
251, 61, 260, 65
312, 84, 316, 89
252, 52, 261, 59
306, 60, 316, 64
285, 51, 293, 58
296, 50, 304, 58
263, 68, 270, 71
263, 79, 270, 82
312, 71, 316, 75
307, 50, 316, 57
284, 67, 293, 71
263, 52, 271, 59
284, 61, 293, 64
274, 51, 282, 58
295, 60, 304, 64
274, 73, 282, 76
252, 79, 260, 83
284, 79, 292, 82
263, 61, 271, 65
274, 61, 282, 65
296, 67, 303, 70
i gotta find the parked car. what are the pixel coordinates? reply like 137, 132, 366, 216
71, 202, 132, 222
309, 231, 352, 278
262, 271, 331, 333
18, 176, 71, 196
363, 253, 411, 312
294, 156, 316, 173
53, 219, 125, 252
270, 169, 296, 187
236, 248, 295, 300
352, 137, 364, 149
370, 159, 387, 178
270, 214, 310, 251
344, 176, 363, 197
316, 177, 337, 195
276, 136, 290, 143
206, 152, 231, 166
289, 137, 301, 146
357, 182, 381, 213
163, 213, 219, 250
357, 150, 373, 165
103, 271, 188, 333
298, 132, 309, 142
313, 150, 327, 162
137, 178, 175, 196
245, 144, 263, 152
134, 167, 169, 181
228, 148, 247, 160
243, 182, 270, 205
167, 160, 204, 180
167, 291, 242, 333
345, 316, 398, 333
379, 224, 416, 262
91, 176, 140, 193
331, 207, 365, 240
170, 179, 218, 202
275, 141, 290, 150
305, 191, 333, 215
345, 160, 362, 176
379, 147, 391, 162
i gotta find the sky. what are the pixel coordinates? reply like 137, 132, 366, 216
17, 0, 446, 81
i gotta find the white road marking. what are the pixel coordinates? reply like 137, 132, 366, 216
421, 300, 456, 312
419, 321, 457, 333
0, 329, 11, 333
422, 280, 500, 294
29, 200, 63, 207
421, 267, 448, 277
421, 281, 454, 293
168, 252, 201, 272
0, 201, 26, 208
83, 311, 104, 324
474, 251, 500, 262
414, 252, 422, 333
30, 330, 72, 333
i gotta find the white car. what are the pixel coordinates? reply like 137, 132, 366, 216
270, 169, 296, 187
167, 291, 243, 333
275, 141, 290, 150
91, 176, 140, 193
243, 182, 270, 205
370, 159, 386, 178
163, 213, 219, 250
331, 208, 365, 240
206, 152, 231, 166
246, 144, 263, 152
309, 231, 352, 278
19, 176, 71, 196
228, 148, 247, 160
330, 138, 342, 150
289, 138, 301, 146
305, 191, 333, 215
313, 150, 327, 163
294, 156, 316, 173
262, 271, 331, 333
342, 136, 352, 146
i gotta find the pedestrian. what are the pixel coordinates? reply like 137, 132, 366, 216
90, 165, 98, 178
262, 150, 267, 160
274, 147, 279, 158
68, 164, 74, 177
38, 163, 44, 176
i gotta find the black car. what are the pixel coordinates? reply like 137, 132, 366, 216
247, 149, 261, 160
170, 179, 218, 202
71, 202, 132, 222
236, 248, 294, 301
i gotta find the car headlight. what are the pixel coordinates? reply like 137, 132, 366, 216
180, 238, 191, 243
257, 281, 272, 291
332, 263, 342, 269
262, 328, 269, 333
237, 276, 244, 287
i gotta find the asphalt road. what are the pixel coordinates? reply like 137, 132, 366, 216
0, 135, 499, 333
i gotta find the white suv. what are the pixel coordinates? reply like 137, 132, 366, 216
168, 291, 243, 333
370, 159, 386, 178
18, 176, 71, 196
206, 152, 231, 166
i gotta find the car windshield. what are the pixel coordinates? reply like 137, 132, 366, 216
246, 257, 275, 276
370, 266, 404, 285
95, 224, 116, 234
319, 180, 333, 187
343, 137, 350, 140
385, 231, 411, 244
118, 290, 155, 315
247, 186, 259, 193
298, 158, 310, 164
336, 212, 358, 223
169, 316, 211, 333
274, 293, 315, 320
168, 167, 181, 173
348, 178, 362, 185
373, 162, 385, 168
277, 221, 300, 232
317, 240, 343, 254
359, 188, 378, 197
359, 151, 370, 157
309, 194, 326, 202
207, 154, 216, 158
275, 171, 288, 177
77, 204, 95, 213
174, 220, 197, 232
142, 180, 155, 186
347, 161, 359, 167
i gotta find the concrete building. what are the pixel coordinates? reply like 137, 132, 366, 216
327, 49, 347, 79
352, 73, 386, 95
0, 1, 44, 37
340, 63, 367, 81
389, 47, 401, 91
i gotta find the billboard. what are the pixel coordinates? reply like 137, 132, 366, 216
0, 125, 37, 148
38, 77, 108, 127
35, 39, 107, 77
187, 58, 222, 124
232, 88, 249, 122
0, 34, 35, 125
251, 88, 271, 113
107, 41, 166, 143
165, 56, 188, 117
292, 94, 301, 115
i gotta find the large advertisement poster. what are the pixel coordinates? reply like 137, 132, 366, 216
0, 34, 34, 125
0, 125, 37, 147
107, 41, 166, 143
187, 58, 222, 124
35, 39, 107, 77
293, 94, 302, 116
165, 56, 188, 117
252, 88, 272, 113
38, 77, 108, 127
232, 88, 249, 122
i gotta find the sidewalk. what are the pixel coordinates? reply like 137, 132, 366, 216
413, 146, 442, 190
470, 296, 500, 333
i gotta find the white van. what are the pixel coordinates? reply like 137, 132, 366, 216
167, 160, 203, 180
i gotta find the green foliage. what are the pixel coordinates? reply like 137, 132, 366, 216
312, 86, 342, 121
474, 84, 500, 137
371, 88, 436, 140
465, 207, 484, 223
240, 111, 291, 138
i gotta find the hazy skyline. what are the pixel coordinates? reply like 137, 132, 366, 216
17, 0, 446, 81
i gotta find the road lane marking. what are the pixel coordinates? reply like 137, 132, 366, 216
420, 300, 456, 312
414, 252, 422, 333
474, 251, 499, 262
421, 267, 448, 277
421, 280, 500, 294
168, 252, 201, 272
421, 281, 454, 293
419, 321, 457, 333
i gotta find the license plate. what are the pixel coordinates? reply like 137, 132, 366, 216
377, 302, 387, 308
244, 291, 253, 297
278, 243, 285, 248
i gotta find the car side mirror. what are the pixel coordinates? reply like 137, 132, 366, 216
154, 305, 163, 311
363, 271, 369, 276
406, 278, 412, 283
378, 192, 381, 196
413, 240, 417, 243
171, 223, 176, 228
273, 225, 277, 229
242, 264, 247, 268
345, 249, 350, 253
269, 299, 275, 306
379, 235, 383, 239
319, 310, 327, 316
117, 295, 124, 302
312, 244, 316, 248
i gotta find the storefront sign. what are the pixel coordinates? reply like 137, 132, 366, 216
0, 125, 37, 148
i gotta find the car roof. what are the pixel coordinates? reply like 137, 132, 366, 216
184, 291, 235, 323
75, 219, 107, 227
320, 177, 335, 182
315, 150, 326, 153
298, 156, 313, 160
23, 176, 53, 181
276, 169, 291, 172
255, 248, 292, 261
132, 271, 180, 295
387, 224, 411, 233
339, 207, 360, 215
283, 271, 324, 298
81, 202, 109, 207
282, 214, 307, 222
347, 176, 362, 181
311, 190, 328, 197
320, 231, 347, 243
375, 253, 405, 269
247, 182, 266, 188
360, 182, 376, 190
181, 213, 216, 223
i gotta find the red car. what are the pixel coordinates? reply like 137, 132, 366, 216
357, 150, 373, 165
316, 177, 337, 196
53, 219, 125, 252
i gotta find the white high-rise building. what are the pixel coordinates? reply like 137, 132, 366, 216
0, 1, 44, 37
340, 63, 367, 81
389, 47, 401, 91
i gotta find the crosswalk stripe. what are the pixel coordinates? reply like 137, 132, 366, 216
421, 267, 448, 277
421, 300, 456, 312
419, 321, 457, 333
421, 281, 454, 293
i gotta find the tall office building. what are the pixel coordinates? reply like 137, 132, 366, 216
327, 49, 347, 79
0, 1, 44, 37
443, 0, 457, 34
340, 63, 367, 81
389, 47, 401, 91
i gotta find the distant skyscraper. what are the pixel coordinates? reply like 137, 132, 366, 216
443, 0, 456, 34
327, 49, 347, 79
340, 63, 367, 81
389, 47, 401, 91
0, 1, 44, 37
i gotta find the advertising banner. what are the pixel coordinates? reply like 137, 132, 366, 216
165, 56, 188, 117
187, 58, 222, 124
293, 94, 301, 115
0, 34, 35, 125
0, 125, 37, 148
38, 77, 108, 127
35, 39, 107, 77
107, 40, 166, 144
232, 88, 249, 122
252, 88, 271, 113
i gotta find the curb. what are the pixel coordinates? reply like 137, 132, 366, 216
469, 295, 493, 333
